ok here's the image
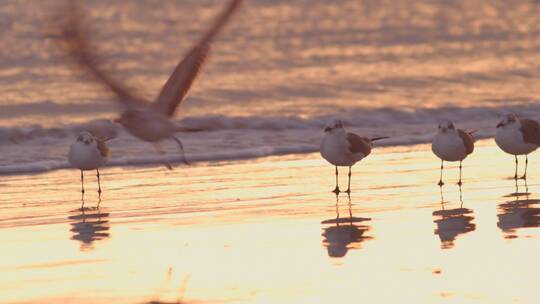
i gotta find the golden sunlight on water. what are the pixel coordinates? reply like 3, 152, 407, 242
1, 140, 540, 303
4, 0, 540, 127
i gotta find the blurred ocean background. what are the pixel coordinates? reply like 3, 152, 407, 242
3, 0, 540, 173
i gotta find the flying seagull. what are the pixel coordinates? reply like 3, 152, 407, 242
56, 0, 243, 169
431, 120, 475, 186
495, 113, 540, 179
320, 119, 388, 194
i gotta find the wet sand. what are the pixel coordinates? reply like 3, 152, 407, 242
2, 140, 540, 303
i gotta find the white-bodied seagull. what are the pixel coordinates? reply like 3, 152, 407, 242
432, 120, 475, 186
495, 113, 540, 179
320, 119, 387, 194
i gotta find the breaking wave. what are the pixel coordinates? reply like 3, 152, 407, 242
1, 104, 539, 175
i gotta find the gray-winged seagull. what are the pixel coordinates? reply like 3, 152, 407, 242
495, 113, 540, 179
432, 120, 475, 186
320, 119, 387, 194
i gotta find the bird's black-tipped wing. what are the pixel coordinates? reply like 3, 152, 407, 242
152, 0, 243, 117
457, 129, 474, 155
55, 3, 149, 109
520, 119, 540, 145
346, 133, 371, 156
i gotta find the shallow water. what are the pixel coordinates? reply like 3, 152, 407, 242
2, 140, 540, 303
3, 0, 540, 172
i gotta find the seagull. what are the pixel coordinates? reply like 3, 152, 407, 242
320, 119, 388, 194
68, 131, 109, 195
56, 0, 243, 169
495, 113, 540, 179
432, 120, 475, 186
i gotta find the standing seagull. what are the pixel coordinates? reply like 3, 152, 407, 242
56, 0, 243, 169
432, 120, 475, 186
495, 113, 540, 179
320, 119, 387, 194
68, 131, 109, 195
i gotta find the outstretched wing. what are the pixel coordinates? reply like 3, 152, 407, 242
457, 129, 474, 155
520, 119, 540, 145
346, 133, 371, 157
55, 3, 149, 109
152, 0, 243, 116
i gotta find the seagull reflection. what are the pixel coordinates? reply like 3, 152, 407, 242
433, 185, 476, 249
68, 198, 110, 251
321, 194, 372, 258
497, 179, 540, 238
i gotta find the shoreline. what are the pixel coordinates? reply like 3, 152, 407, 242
0, 136, 500, 176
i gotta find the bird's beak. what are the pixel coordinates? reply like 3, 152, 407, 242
496, 122, 503, 128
